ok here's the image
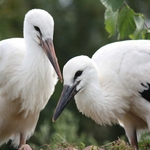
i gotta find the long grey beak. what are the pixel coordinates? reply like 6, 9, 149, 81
52, 84, 78, 122
41, 38, 62, 82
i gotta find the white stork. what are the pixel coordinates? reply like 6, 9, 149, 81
53, 40, 150, 150
0, 9, 62, 150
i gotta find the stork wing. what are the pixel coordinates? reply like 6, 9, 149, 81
92, 40, 150, 101
0, 38, 25, 98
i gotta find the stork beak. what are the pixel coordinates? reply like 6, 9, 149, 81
41, 38, 62, 82
52, 84, 77, 122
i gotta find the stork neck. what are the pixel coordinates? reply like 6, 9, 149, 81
22, 38, 49, 73
16, 38, 54, 115
75, 78, 127, 125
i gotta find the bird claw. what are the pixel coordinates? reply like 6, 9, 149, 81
18, 144, 32, 150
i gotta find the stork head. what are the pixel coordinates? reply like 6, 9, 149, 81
24, 9, 62, 82
53, 55, 98, 121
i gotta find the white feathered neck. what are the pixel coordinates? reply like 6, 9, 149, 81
2, 38, 57, 116
2, 9, 58, 116
74, 60, 130, 125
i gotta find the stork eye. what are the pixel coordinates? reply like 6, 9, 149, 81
34, 26, 40, 32
34, 26, 42, 36
74, 70, 83, 80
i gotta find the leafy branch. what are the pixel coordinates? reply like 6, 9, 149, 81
100, 0, 150, 39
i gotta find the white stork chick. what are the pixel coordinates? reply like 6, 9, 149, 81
53, 40, 150, 150
0, 9, 62, 150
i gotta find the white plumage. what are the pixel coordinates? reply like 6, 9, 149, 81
53, 40, 150, 150
0, 9, 62, 149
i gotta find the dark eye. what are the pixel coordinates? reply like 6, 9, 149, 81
34, 26, 42, 36
74, 70, 83, 80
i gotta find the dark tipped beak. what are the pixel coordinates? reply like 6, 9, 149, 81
53, 84, 78, 122
41, 38, 62, 82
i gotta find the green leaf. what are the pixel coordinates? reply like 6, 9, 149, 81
134, 13, 145, 29
129, 29, 143, 39
129, 14, 145, 39
105, 9, 118, 37
118, 6, 136, 39
100, 0, 124, 11
142, 29, 150, 39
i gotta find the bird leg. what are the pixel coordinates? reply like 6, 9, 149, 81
18, 144, 32, 150
18, 134, 32, 150
130, 130, 138, 150
121, 117, 139, 150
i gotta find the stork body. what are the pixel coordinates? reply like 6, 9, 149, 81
53, 40, 150, 150
0, 9, 62, 149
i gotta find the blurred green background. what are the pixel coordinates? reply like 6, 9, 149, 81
0, 0, 150, 149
